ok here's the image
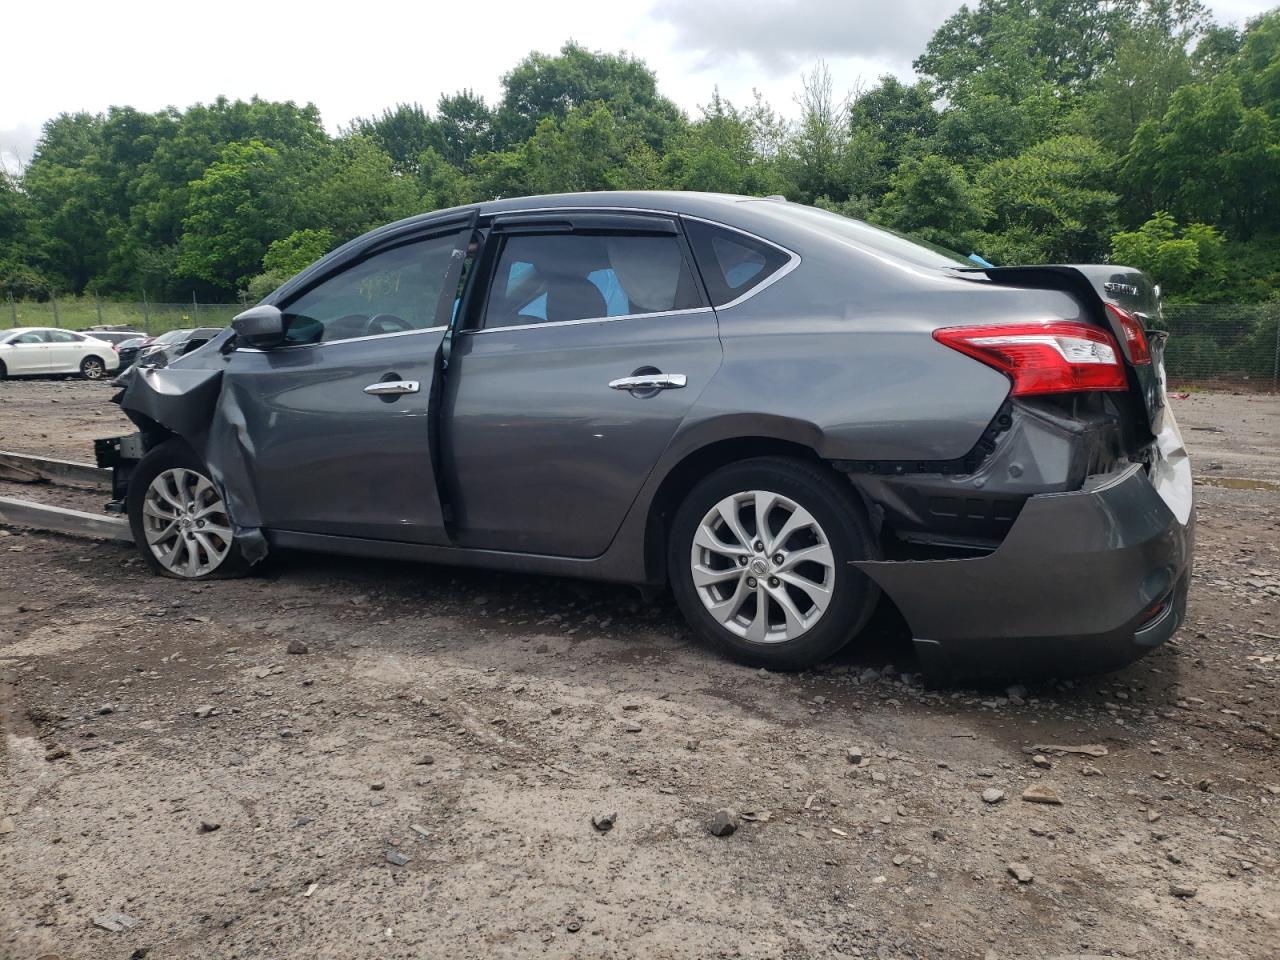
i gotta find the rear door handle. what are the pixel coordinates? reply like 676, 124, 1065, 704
608, 373, 687, 391
363, 380, 420, 396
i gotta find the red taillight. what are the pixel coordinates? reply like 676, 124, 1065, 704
1105, 303, 1152, 365
933, 321, 1128, 396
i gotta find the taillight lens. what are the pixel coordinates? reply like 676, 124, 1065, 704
933, 321, 1128, 396
1105, 303, 1152, 365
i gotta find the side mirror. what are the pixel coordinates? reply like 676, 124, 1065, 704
232, 304, 286, 349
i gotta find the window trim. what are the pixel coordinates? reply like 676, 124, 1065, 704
463, 305, 713, 337
470, 215, 710, 334
236, 324, 449, 354
243, 222, 474, 353
679, 214, 801, 310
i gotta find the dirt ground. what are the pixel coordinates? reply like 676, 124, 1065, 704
1, 377, 1277, 960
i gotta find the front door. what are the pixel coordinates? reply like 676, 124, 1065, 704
5, 331, 51, 373
443, 212, 722, 558
224, 218, 474, 544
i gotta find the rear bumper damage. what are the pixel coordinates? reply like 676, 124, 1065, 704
854, 410, 1194, 682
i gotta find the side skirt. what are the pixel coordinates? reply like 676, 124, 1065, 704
265, 529, 651, 586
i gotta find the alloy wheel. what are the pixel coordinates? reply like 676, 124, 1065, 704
142, 467, 233, 577
690, 489, 835, 644
82, 358, 105, 379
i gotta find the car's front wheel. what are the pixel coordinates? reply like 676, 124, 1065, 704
80, 355, 107, 380
668, 457, 880, 670
127, 441, 250, 580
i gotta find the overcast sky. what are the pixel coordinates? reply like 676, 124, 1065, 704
3, 0, 1275, 172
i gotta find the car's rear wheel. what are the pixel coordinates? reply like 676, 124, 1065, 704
127, 441, 250, 580
668, 457, 880, 670
0, 360, 7, 379
80, 356, 107, 380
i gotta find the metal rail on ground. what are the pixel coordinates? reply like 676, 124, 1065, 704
0, 496, 132, 541
0, 450, 130, 541
0, 451, 112, 490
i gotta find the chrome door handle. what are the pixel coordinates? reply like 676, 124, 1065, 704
608, 373, 687, 391
363, 379, 420, 396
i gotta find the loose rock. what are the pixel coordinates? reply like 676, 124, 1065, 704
92, 911, 140, 932
1169, 883, 1198, 898
592, 811, 617, 832
286, 639, 309, 655
1021, 785, 1063, 805
1008, 863, 1034, 883
982, 788, 1005, 804
709, 807, 739, 837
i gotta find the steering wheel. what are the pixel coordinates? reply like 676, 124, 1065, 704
367, 313, 412, 336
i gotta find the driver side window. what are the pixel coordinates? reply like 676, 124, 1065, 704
280, 230, 465, 345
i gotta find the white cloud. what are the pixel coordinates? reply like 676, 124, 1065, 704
2, 0, 1276, 149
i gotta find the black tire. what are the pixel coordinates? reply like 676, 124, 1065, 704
668, 457, 880, 670
0, 359, 7, 379
127, 440, 251, 580
80, 355, 108, 380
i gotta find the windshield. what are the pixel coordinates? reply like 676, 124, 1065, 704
154, 329, 191, 343
765, 202, 977, 270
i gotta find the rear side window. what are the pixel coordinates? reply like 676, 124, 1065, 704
483, 233, 703, 329
683, 219, 792, 307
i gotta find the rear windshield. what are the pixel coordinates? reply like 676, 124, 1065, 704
763, 202, 975, 270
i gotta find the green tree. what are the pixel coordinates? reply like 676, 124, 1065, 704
305, 136, 425, 241
21, 122, 113, 293
432, 90, 496, 167
916, 0, 1207, 98
1120, 75, 1280, 238
494, 42, 684, 150
1111, 211, 1226, 296
976, 134, 1118, 262
177, 141, 300, 290
664, 91, 785, 195
350, 103, 436, 174
244, 228, 336, 301
1088, 23, 1194, 152
784, 63, 852, 203
0, 172, 51, 297
875, 155, 989, 251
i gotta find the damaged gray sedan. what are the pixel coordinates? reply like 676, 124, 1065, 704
100, 192, 1193, 681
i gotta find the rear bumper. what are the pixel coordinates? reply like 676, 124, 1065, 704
854, 414, 1194, 682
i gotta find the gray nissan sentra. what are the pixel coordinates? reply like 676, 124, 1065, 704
101, 191, 1194, 682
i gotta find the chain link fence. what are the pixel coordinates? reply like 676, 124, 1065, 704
4, 295, 243, 337
1159, 303, 1280, 392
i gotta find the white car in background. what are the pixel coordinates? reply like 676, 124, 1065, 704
0, 327, 121, 380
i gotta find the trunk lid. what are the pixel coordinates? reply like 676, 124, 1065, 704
956, 264, 1167, 432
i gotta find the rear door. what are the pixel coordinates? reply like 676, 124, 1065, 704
45, 329, 87, 371
224, 215, 475, 543
443, 211, 721, 557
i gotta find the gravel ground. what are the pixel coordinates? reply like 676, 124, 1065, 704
1, 376, 1277, 960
